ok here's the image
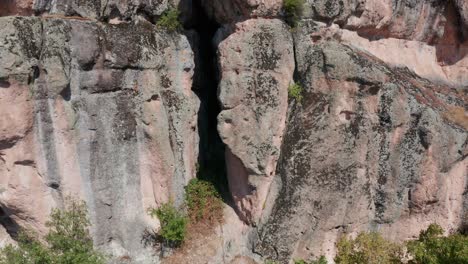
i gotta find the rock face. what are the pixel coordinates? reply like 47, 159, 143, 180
0, 0, 467, 263
0, 15, 199, 263
301, 0, 447, 42
1, 0, 181, 20
253, 22, 467, 262
201, 0, 283, 24
216, 18, 295, 223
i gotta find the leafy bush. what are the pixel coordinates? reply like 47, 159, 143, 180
294, 256, 327, 264
283, 0, 305, 27
311, 256, 328, 264
157, 8, 182, 31
0, 198, 105, 264
407, 224, 468, 264
150, 203, 187, 246
185, 178, 223, 223
288, 83, 304, 102
335, 232, 403, 264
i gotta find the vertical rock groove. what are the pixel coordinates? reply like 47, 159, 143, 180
188, 0, 230, 198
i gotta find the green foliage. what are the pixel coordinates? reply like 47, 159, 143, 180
264, 260, 280, 264
0, 198, 104, 264
283, 0, 304, 27
335, 231, 403, 264
294, 256, 328, 264
311, 256, 328, 264
0, 232, 53, 264
406, 224, 468, 264
150, 203, 187, 246
157, 8, 182, 31
185, 178, 223, 223
288, 83, 303, 102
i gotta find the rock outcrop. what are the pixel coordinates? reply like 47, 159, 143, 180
0, 0, 467, 263
216, 18, 295, 223
0, 15, 199, 263
1, 0, 183, 21
254, 22, 467, 262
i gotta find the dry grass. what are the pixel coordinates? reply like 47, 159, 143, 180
443, 105, 468, 130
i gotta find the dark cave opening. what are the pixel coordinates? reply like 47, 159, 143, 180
184, 1, 231, 200
0, 206, 20, 239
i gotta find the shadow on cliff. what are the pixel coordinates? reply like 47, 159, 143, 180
435, 0, 468, 66
179, 0, 232, 203
0, 206, 21, 239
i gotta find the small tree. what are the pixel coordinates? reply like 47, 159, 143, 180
335, 232, 403, 264
283, 0, 305, 27
149, 203, 187, 247
288, 83, 304, 102
0, 198, 104, 264
157, 8, 182, 31
407, 224, 468, 264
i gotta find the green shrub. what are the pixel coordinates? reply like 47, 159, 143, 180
294, 256, 327, 264
288, 83, 303, 102
283, 0, 304, 27
157, 8, 182, 31
335, 232, 403, 264
407, 224, 468, 264
311, 256, 328, 264
185, 178, 223, 223
0, 198, 105, 264
150, 203, 187, 246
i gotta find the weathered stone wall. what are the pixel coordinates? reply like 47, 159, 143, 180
0, 15, 199, 263
254, 24, 467, 261
0, 0, 467, 263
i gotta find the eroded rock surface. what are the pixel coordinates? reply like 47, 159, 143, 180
254, 22, 467, 262
0, 16, 199, 263
217, 18, 294, 223
201, 0, 283, 24
0, 0, 467, 263
1, 0, 180, 20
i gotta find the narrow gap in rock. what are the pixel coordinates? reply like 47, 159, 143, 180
0, 207, 20, 239
187, 0, 231, 201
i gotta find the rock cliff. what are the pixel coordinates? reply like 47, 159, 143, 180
0, 0, 467, 263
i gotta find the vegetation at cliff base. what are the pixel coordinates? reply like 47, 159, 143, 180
149, 167, 224, 249
157, 8, 182, 31
149, 203, 187, 247
335, 231, 403, 264
406, 224, 468, 264
185, 178, 223, 224
0, 198, 105, 264
294, 257, 328, 264
333, 224, 467, 264
288, 83, 304, 102
283, 0, 305, 27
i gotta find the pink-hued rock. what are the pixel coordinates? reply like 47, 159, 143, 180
0, 0, 34, 16
217, 18, 295, 223
201, 0, 283, 24
254, 24, 467, 262
300, 22, 468, 87
0, 80, 55, 236
0, 16, 199, 263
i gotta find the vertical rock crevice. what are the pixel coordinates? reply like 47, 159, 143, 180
186, 0, 230, 198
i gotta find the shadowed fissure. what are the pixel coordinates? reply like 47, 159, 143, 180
187, 1, 231, 202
